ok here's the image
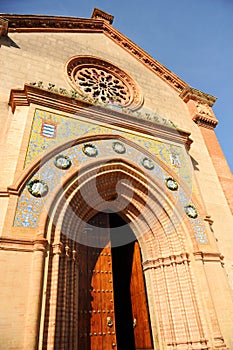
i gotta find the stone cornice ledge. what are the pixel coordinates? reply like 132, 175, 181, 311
0, 188, 9, 197
192, 113, 218, 129
9, 84, 193, 150
0, 236, 48, 252
180, 86, 218, 129
91, 8, 114, 24
193, 251, 224, 265
0, 237, 33, 252
179, 86, 217, 107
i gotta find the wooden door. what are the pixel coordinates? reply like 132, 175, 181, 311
78, 212, 153, 350
130, 241, 154, 349
78, 213, 117, 350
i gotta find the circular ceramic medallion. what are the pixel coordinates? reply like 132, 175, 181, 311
66, 56, 143, 110
54, 155, 72, 169
165, 177, 178, 191
82, 144, 98, 157
112, 141, 126, 154
184, 205, 198, 219
27, 179, 48, 197
141, 157, 154, 170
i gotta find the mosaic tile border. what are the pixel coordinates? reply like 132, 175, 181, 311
15, 130, 208, 244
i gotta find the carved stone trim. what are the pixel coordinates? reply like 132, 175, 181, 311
8, 88, 30, 113
143, 252, 190, 271
0, 237, 34, 252
213, 336, 228, 349
0, 188, 9, 197
8, 84, 193, 151
102, 23, 187, 93
180, 87, 218, 128
179, 86, 217, 107
4, 15, 104, 33
2, 14, 187, 92
192, 113, 218, 129
52, 242, 63, 255
91, 8, 114, 24
33, 237, 48, 252
193, 251, 224, 265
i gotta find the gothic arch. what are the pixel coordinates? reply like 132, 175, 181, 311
34, 148, 210, 349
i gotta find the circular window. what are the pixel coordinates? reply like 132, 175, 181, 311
66, 56, 143, 110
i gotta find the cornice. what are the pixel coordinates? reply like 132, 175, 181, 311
0, 237, 33, 252
192, 114, 218, 129
2, 14, 105, 33
1, 13, 187, 93
193, 251, 224, 265
179, 86, 217, 107
180, 86, 218, 129
8, 84, 193, 150
102, 22, 187, 92
0, 236, 48, 252
91, 8, 114, 24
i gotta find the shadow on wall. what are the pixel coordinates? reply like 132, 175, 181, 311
0, 35, 20, 48
190, 156, 199, 171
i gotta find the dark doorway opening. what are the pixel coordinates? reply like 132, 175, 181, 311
110, 213, 136, 350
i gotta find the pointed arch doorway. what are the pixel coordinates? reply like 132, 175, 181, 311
77, 211, 154, 350
39, 155, 213, 350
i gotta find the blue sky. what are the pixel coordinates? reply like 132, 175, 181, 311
1, 0, 233, 171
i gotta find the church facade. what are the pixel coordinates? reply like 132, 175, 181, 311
0, 9, 233, 350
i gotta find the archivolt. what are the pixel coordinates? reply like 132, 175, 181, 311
38, 143, 209, 350
39, 156, 199, 261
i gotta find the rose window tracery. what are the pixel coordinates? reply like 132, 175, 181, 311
66, 56, 143, 110
76, 67, 130, 105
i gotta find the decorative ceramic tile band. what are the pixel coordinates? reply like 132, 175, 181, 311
14, 109, 207, 244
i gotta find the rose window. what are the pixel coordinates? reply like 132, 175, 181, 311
76, 67, 130, 105
66, 56, 143, 110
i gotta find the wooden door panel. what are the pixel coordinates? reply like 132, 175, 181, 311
100, 246, 117, 349
89, 246, 102, 349
130, 242, 153, 349
78, 213, 117, 350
